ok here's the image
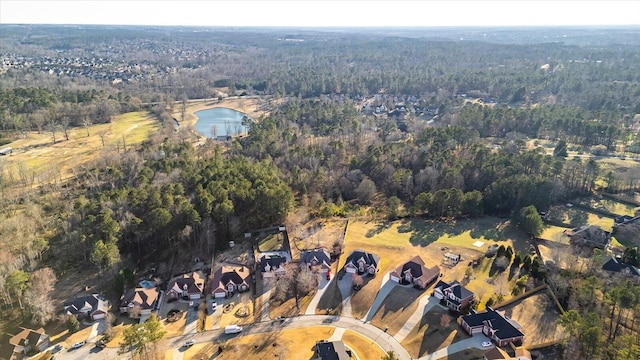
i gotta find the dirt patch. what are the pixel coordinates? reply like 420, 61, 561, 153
497, 291, 566, 347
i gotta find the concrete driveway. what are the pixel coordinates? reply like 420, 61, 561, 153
183, 305, 199, 335
336, 273, 354, 317
394, 295, 440, 342
305, 272, 331, 315
363, 273, 395, 322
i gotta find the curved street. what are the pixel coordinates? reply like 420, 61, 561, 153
56, 314, 413, 360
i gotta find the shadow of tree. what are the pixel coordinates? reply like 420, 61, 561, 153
405, 217, 529, 249
365, 221, 393, 238
508, 263, 521, 281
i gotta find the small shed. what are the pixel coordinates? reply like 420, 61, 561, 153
444, 253, 461, 265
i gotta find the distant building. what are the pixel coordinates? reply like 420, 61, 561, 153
566, 225, 610, 249
300, 249, 332, 273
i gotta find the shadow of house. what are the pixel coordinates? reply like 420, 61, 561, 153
63, 293, 110, 321
460, 307, 525, 347
211, 265, 251, 299
389, 255, 440, 289
9, 328, 49, 358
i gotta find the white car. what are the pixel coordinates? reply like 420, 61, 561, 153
481, 341, 492, 347
70, 341, 86, 350
184, 339, 196, 347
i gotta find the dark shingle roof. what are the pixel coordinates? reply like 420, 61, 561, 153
260, 256, 287, 272
316, 340, 350, 360
602, 257, 640, 276
345, 250, 379, 268
462, 308, 524, 340
300, 249, 331, 267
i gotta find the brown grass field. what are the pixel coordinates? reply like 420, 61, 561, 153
400, 306, 471, 358
340, 218, 530, 319
369, 286, 426, 335
497, 291, 567, 348
1, 111, 160, 192
181, 326, 386, 360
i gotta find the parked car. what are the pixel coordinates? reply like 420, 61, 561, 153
70, 341, 86, 350
224, 325, 243, 334
326, 270, 331, 280
51, 344, 64, 353
274, 316, 285, 323
481, 341, 492, 347
184, 339, 196, 347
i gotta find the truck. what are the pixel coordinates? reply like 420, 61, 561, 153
224, 325, 243, 334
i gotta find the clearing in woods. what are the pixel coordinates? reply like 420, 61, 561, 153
0, 111, 160, 191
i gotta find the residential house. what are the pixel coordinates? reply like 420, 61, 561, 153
389, 255, 440, 289
461, 307, 525, 347
344, 250, 379, 276
9, 328, 49, 356
433, 280, 475, 312
63, 293, 109, 320
211, 265, 251, 298
300, 249, 332, 273
602, 256, 640, 277
566, 225, 610, 249
119, 287, 160, 317
259, 254, 288, 278
166, 271, 205, 300
314, 340, 350, 360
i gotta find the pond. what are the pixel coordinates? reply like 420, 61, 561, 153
194, 107, 248, 138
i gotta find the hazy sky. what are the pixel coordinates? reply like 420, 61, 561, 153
1, 1, 639, 27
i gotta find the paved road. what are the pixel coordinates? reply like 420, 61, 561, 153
306, 273, 332, 315
54, 314, 412, 360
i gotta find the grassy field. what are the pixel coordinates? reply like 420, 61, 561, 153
342, 329, 387, 360
497, 291, 567, 347
1, 111, 160, 190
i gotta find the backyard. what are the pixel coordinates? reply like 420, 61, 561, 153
498, 291, 567, 348
400, 306, 471, 358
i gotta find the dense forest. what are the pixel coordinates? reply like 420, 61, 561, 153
1, 25, 640, 359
